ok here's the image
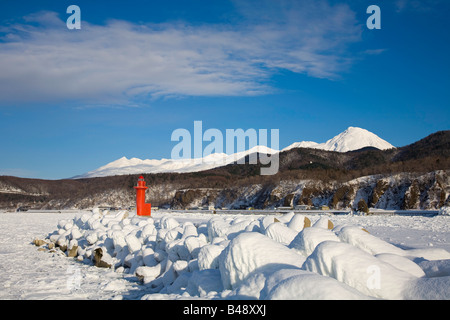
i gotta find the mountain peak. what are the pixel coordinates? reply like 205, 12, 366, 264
323, 126, 394, 152
283, 127, 395, 153
74, 127, 395, 179
345, 126, 365, 133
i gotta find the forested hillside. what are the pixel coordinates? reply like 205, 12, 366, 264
1, 131, 448, 211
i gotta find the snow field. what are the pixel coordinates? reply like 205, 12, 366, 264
439, 206, 450, 216
0, 211, 145, 300
44, 209, 450, 300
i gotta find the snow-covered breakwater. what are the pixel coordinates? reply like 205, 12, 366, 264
35, 209, 450, 300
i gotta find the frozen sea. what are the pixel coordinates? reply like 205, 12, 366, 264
0, 210, 449, 300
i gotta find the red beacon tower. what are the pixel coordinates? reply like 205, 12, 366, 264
134, 175, 151, 216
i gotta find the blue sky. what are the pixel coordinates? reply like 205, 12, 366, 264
0, 0, 449, 179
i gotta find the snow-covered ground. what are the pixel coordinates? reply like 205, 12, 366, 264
0, 209, 449, 300
0, 210, 144, 299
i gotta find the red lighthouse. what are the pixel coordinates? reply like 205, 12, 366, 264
134, 175, 151, 216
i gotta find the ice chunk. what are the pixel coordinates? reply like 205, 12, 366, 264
164, 228, 183, 243
125, 234, 142, 253
182, 224, 198, 239
112, 230, 126, 253
70, 227, 83, 240
86, 232, 98, 245
198, 244, 226, 270
184, 236, 207, 259
160, 216, 179, 230
141, 223, 157, 238
135, 264, 163, 284
207, 217, 252, 241
166, 238, 191, 261
173, 260, 189, 275
142, 247, 158, 267
58, 219, 69, 229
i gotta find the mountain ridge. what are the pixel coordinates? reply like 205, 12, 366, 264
73, 145, 278, 179
75, 126, 395, 179
0, 130, 448, 211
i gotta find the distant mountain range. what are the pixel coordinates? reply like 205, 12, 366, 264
0, 130, 448, 211
73, 145, 279, 179
74, 126, 395, 179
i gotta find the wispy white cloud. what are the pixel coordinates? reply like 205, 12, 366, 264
395, 0, 443, 12
0, 1, 362, 106
363, 48, 388, 55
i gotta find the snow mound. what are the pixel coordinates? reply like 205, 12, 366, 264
337, 225, 405, 256
264, 222, 298, 245
375, 253, 425, 277
219, 232, 305, 290
303, 241, 417, 300
337, 225, 450, 260
287, 214, 311, 232
289, 227, 340, 256
265, 270, 372, 300
43, 209, 450, 300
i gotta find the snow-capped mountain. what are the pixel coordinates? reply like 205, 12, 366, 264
73, 145, 278, 179
282, 126, 395, 153
74, 127, 395, 179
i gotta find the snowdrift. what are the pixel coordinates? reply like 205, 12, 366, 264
41, 210, 450, 300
